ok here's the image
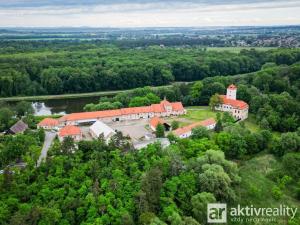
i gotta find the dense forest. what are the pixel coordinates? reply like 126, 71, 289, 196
0, 115, 299, 224
0, 42, 300, 97
0, 42, 300, 224
0, 45, 300, 225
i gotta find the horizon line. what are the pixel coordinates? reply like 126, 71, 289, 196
1, 24, 300, 29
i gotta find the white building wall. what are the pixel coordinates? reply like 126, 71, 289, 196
226, 88, 237, 100
59, 134, 82, 142
179, 131, 192, 138
61, 108, 186, 126
217, 106, 248, 121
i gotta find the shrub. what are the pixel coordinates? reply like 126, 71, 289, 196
272, 186, 283, 200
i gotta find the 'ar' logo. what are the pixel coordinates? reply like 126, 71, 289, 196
207, 203, 227, 223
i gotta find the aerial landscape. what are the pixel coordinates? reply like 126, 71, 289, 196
0, 0, 300, 225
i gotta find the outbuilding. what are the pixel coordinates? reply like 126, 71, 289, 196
58, 125, 82, 142
8, 120, 28, 134
37, 118, 59, 130
89, 120, 116, 142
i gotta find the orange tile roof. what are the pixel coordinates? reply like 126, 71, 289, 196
172, 102, 185, 111
173, 118, 216, 136
150, 104, 165, 113
59, 125, 81, 137
38, 118, 59, 127
220, 95, 248, 110
227, 84, 237, 90
161, 99, 172, 106
59, 100, 185, 122
150, 117, 165, 128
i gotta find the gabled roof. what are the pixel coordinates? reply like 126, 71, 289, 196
90, 120, 115, 139
173, 118, 216, 136
161, 99, 172, 106
59, 100, 185, 122
172, 102, 185, 111
38, 118, 59, 127
150, 117, 165, 129
9, 120, 28, 134
227, 84, 237, 90
220, 95, 248, 110
59, 125, 81, 137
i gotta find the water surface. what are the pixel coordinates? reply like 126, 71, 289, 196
31, 96, 100, 116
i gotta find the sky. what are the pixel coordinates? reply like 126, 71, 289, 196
1, 0, 300, 27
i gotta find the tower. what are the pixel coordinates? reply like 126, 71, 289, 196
226, 84, 237, 100
161, 97, 172, 113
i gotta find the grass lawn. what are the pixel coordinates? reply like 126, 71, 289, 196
244, 114, 281, 137
244, 114, 261, 132
181, 106, 217, 121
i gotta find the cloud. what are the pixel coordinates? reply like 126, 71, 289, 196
0, 0, 296, 8
0, 0, 299, 27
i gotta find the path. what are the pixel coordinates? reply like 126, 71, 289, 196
37, 131, 56, 167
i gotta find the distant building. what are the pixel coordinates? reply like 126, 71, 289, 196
59, 100, 186, 126
173, 118, 216, 139
8, 120, 28, 134
58, 125, 82, 142
215, 84, 249, 120
89, 120, 116, 142
149, 117, 171, 131
37, 118, 59, 130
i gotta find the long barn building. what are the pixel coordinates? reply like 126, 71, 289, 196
57, 100, 186, 126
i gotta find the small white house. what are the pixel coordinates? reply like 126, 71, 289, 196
89, 120, 116, 142
58, 125, 82, 142
37, 118, 59, 130
173, 118, 216, 139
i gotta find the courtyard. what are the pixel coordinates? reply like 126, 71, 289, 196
107, 119, 153, 142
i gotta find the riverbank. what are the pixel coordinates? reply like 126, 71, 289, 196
0, 90, 124, 102
0, 84, 176, 102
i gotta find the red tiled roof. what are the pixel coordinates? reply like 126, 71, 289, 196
161, 99, 172, 106
59, 100, 185, 122
227, 84, 237, 90
172, 102, 185, 111
150, 117, 165, 128
38, 118, 59, 127
220, 95, 248, 110
173, 118, 216, 136
59, 125, 81, 137
150, 104, 165, 113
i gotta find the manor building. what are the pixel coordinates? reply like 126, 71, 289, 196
215, 84, 249, 120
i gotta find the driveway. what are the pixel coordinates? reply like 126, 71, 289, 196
37, 131, 56, 167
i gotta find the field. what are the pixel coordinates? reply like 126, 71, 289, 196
207, 47, 277, 53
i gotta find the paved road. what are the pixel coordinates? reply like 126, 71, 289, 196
37, 131, 56, 167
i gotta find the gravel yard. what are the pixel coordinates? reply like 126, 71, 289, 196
108, 119, 153, 141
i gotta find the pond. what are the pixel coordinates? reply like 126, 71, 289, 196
29, 96, 100, 116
